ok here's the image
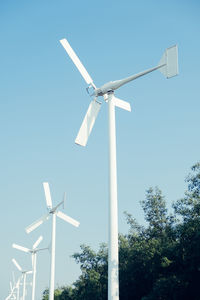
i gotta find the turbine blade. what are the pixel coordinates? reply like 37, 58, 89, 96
25, 214, 50, 234
60, 38, 95, 86
114, 97, 131, 112
75, 99, 101, 146
26, 270, 33, 275
57, 211, 80, 227
43, 182, 52, 209
33, 235, 43, 249
12, 259, 22, 272
12, 243, 30, 253
159, 45, 178, 78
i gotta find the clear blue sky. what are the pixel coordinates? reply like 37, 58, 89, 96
1, 0, 200, 299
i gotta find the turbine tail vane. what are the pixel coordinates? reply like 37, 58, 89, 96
158, 45, 178, 78
63, 192, 66, 209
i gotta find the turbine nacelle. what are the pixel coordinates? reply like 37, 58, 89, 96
94, 82, 118, 97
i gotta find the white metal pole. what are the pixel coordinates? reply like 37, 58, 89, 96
16, 280, 20, 300
31, 253, 37, 300
108, 92, 119, 300
49, 213, 56, 300
22, 273, 26, 300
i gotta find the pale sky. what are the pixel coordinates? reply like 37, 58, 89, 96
1, 1, 200, 299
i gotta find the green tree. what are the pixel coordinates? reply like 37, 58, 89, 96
41, 163, 200, 300
174, 162, 200, 220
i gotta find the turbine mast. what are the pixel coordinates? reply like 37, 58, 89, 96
108, 92, 119, 300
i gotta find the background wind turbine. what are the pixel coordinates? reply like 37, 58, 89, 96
25, 182, 80, 300
60, 38, 178, 300
9, 272, 21, 300
13, 276, 21, 300
6, 272, 21, 300
5, 279, 18, 300
12, 236, 48, 300
12, 259, 32, 300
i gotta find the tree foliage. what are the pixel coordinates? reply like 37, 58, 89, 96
42, 162, 200, 300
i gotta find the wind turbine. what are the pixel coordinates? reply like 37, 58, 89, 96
25, 182, 80, 300
6, 273, 21, 300
12, 236, 48, 300
9, 272, 21, 300
59, 38, 178, 300
13, 276, 21, 300
12, 258, 32, 300
5, 278, 18, 300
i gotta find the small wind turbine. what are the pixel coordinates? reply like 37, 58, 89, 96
6, 273, 21, 300
59, 38, 178, 300
14, 276, 21, 300
25, 182, 80, 300
5, 279, 18, 300
9, 273, 21, 300
12, 259, 32, 300
12, 236, 48, 300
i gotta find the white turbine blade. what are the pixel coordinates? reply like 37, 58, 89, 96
75, 99, 101, 146
57, 211, 80, 227
33, 235, 43, 249
25, 214, 49, 234
43, 182, 52, 209
159, 45, 178, 78
12, 243, 30, 253
114, 97, 131, 112
12, 259, 22, 272
60, 38, 95, 86
26, 270, 33, 275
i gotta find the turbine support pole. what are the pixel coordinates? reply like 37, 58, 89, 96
22, 273, 26, 300
108, 92, 119, 300
17, 281, 20, 300
49, 212, 56, 300
31, 253, 37, 300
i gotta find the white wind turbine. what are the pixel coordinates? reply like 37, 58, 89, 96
12, 258, 32, 300
12, 236, 48, 300
25, 182, 80, 300
5, 278, 19, 300
59, 38, 178, 300
13, 276, 21, 300
10, 272, 21, 300
5, 273, 21, 300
